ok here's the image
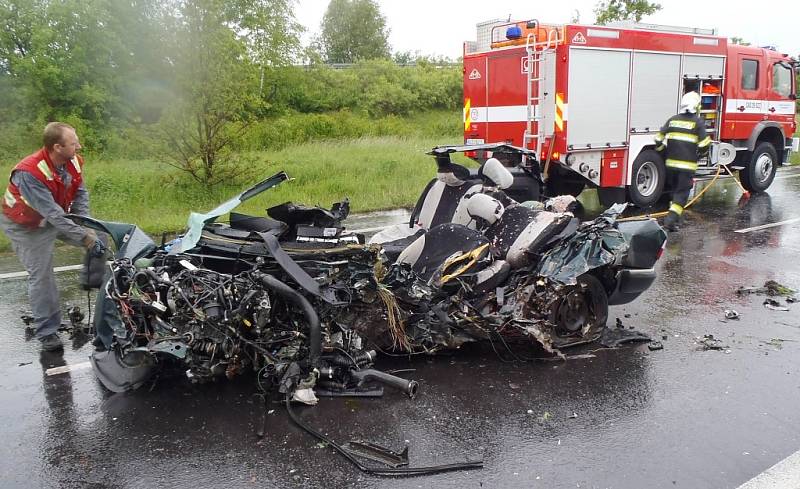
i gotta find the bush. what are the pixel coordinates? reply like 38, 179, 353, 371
263, 60, 462, 117
241, 109, 460, 151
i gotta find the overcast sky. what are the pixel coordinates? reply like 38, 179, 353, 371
294, 0, 800, 59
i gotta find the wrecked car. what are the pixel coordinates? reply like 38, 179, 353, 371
68, 144, 666, 474
71, 143, 666, 401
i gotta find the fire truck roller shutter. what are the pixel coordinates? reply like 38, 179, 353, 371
620, 52, 685, 208
566, 48, 631, 149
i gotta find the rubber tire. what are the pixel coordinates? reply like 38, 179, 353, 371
546, 177, 586, 198
740, 142, 777, 193
627, 150, 665, 208
548, 274, 609, 341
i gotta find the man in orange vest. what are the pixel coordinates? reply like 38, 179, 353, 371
1, 122, 103, 351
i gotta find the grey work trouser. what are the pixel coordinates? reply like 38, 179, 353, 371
0, 215, 84, 339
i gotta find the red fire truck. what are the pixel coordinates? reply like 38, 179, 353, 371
463, 20, 799, 206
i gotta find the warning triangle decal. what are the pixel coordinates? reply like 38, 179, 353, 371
572, 32, 587, 44
468, 68, 481, 80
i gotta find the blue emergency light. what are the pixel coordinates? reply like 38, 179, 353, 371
506, 25, 522, 39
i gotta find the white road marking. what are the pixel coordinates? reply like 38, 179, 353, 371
737, 449, 800, 488
45, 361, 92, 376
0, 264, 83, 281
734, 217, 800, 234
774, 173, 800, 181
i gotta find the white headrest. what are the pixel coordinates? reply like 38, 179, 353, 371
481, 158, 514, 189
466, 193, 505, 226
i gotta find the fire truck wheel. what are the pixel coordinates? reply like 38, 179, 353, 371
627, 150, 665, 207
740, 142, 777, 193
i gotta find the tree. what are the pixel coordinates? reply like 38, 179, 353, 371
594, 0, 662, 25
731, 37, 751, 46
0, 1, 125, 135
319, 0, 390, 63
0, 0, 177, 151
222, 0, 302, 95
160, 0, 300, 186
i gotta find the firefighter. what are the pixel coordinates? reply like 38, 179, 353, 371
654, 91, 711, 231
1, 122, 103, 352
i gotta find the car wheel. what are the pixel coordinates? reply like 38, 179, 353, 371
627, 150, 665, 208
548, 274, 608, 344
740, 142, 777, 193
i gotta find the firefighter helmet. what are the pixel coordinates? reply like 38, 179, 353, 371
680, 91, 701, 114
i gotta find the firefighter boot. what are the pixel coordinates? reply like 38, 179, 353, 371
663, 210, 681, 232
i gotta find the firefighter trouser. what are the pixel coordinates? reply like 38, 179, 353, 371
0, 215, 84, 339
666, 168, 695, 218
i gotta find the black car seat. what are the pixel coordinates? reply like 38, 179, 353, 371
485, 205, 573, 269
395, 223, 488, 279
412, 160, 476, 230
370, 156, 476, 245
395, 222, 510, 294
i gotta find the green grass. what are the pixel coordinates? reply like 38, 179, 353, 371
0, 133, 468, 252
792, 115, 800, 165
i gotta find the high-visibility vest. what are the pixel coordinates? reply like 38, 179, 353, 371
2, 148, 84, 228
654, 113, 711, 172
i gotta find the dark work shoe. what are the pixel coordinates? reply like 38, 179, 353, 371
39, 333, 64, 352
663, 211, 681, 232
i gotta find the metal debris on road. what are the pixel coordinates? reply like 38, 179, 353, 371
737, 280, 795, 297
763, 298, 790, 311
696, 334, 728, 351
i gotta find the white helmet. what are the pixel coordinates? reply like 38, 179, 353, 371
680, 91, 701, 114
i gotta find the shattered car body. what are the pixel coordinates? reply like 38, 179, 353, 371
73, 146, 666, 406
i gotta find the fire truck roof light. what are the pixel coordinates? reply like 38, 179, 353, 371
506, 26, 522, 39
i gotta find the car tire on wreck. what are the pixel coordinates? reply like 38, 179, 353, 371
548, 274, 608, 342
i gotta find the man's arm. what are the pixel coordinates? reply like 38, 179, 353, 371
696, 117, 711, 157
69, 182, 90, 217
13, 171, 92, 243
654, 116, 670, 152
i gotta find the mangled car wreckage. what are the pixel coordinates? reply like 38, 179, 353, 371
72, 144, 666, 474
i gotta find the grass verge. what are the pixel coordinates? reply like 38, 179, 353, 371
0, 134, 465, 253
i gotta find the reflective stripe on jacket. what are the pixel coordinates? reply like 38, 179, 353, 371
654, 112, 709, 172
1, 148, 84, 228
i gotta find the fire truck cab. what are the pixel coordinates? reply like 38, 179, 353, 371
463, 20, 799, 207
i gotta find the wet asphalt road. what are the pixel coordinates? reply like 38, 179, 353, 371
2, 169, 800, 488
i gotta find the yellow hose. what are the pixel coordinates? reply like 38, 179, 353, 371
618, 164, 725, 221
